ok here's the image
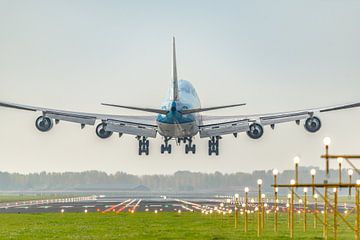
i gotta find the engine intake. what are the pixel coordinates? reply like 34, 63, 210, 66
304, 117, 321, 133
35, 116, 53, 132
96, 123, 113, 139
247, 123, 264, 139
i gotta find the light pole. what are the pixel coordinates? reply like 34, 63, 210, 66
290, 179, 296, 239
257, 179, 263, 237
348, 169, 354, 197
311, 169, 316, 196
287, 194, 291, 229
294, 156, 300, 185
333, 188, 338, 240
314, 193, 318, 229
304, 187, 308, 232
337, 157, 344, 184
356, 179, 360, 240
261, 193, 265, 231
274, 187, 278, 232
234, 193, 239, 228
273, 168, 279, 232
323, 137, 331, 175
244, 187, 249, 233
227, 198, 231, 222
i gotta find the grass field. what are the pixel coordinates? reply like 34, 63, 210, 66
0, 212, 356, 239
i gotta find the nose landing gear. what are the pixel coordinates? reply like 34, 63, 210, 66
208, 136, 221, 156
161, 137, 172, 154
138, 136, 149, 155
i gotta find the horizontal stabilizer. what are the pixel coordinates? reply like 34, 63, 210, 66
101, 103, 168, 115
180, 103, 246, 114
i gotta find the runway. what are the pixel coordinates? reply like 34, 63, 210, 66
0, 194, 336, 214
0, 195, 223, 214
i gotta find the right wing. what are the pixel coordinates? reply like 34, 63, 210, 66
0, 101, 158, 138
199, 101, 360, 138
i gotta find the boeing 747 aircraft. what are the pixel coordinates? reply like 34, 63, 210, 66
1, 38, 359, 156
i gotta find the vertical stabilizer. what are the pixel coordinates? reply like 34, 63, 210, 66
172, 37, 179, 101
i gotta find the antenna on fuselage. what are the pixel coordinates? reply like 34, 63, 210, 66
172, 37, 179, 101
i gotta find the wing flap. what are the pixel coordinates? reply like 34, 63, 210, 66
105, 119, 157, 138
199, 120, 249, 138
46, 112, 97, 125
259, 112, 310, 126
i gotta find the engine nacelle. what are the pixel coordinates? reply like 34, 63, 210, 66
35, 116, 53, 132
96, 123, 113, 139
247, 123, 264, 139
304, 116, 321, 133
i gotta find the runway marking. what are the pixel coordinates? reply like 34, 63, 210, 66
131, 199, 142, 212
102, 199, 131, 213
116, 199, 137, 213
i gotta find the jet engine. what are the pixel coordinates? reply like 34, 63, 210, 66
304, 116, 321, 133
96, 123, 113, 139
35, 116, 53, 132
247, 123, 264, 139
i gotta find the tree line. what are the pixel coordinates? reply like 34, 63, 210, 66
0, 167, 351, 192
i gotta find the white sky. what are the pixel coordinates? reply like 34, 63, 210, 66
0, 0, 359, 175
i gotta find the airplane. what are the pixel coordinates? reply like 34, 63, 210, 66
0, 37, 360, 156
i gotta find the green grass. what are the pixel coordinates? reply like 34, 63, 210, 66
0, 212, 357, 239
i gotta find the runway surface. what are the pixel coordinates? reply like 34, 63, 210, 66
0, 194, 339, 214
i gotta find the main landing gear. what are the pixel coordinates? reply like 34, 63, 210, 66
138, 136, 149, 155
161, 137, 172, 154
184, 137, 196, 154
208, 136, 221, 156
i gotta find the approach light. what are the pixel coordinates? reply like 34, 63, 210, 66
293, 156, 300, 164
323, 137, 331, 146
290, 179, 296, 185
337, 157, 344, 164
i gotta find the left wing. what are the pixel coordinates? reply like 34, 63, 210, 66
0, 101, 158, 138
199, 101, 360, 138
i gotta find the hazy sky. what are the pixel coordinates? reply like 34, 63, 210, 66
0, 0, 359, 175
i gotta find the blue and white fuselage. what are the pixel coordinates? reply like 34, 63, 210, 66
157, 80, 201, 138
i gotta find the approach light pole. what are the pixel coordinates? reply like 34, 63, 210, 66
234, 193, 239, 228
337, 157, 344, 184
273, 169, 279, 232
311, 169, 316, 196
290, 179, 296, 239
333, 188, 338, 240
257, 179, 263, 237
323, 137, 331, 176
349, 169, 354, 197
244, 187, 249, 233
294, 156, 300, 185
314, 193, 318, 229
261, 193, 265, 231
304, 187, 308, 232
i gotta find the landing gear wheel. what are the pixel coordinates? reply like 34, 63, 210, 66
184, 138, 196, 154
208, 136, 220, 156
138, 137, 150, 155
161, 137, 172, 154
